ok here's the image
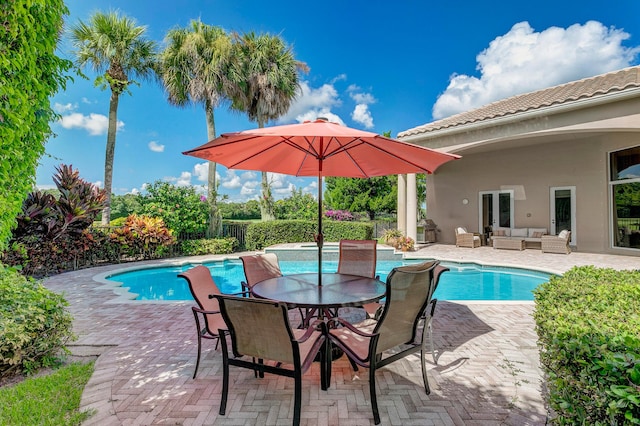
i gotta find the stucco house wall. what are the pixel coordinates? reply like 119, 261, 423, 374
398, 66, 640, 257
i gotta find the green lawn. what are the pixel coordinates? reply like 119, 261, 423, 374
0, 362, 95, 425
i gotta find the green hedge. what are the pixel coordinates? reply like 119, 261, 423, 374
0, 265, 74, 376
533, 266, 640, 424
180, 237, 238, 256
245, 220, 374, 250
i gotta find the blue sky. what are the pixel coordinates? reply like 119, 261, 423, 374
37, 0, 640, 202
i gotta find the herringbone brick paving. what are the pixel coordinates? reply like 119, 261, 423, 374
41, 244, 639, 425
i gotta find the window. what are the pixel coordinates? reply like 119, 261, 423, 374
610, 146, 640, 249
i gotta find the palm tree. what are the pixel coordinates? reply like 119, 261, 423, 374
229, 32, 308, 221
158, 20, 232, 237
70, 11, 157, 225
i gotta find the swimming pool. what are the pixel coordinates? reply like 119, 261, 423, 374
104, 259, 552, 302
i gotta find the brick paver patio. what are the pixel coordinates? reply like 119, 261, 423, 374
42, 244, 639, 425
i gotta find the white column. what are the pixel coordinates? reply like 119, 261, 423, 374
397, 174, 407, 235
407, 173, 417, 241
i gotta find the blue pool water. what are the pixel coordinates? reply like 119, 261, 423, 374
105, 259, 552, 301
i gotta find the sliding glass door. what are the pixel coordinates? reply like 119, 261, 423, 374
479, 190, 514, 238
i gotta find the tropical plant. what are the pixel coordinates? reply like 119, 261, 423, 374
138, 181, 209, 235
3, 165, 106, 276
0, 0, 72, 250
109, 214, 176, 259
228, 31, 308, 221
69, 11, 158, 225
158, 20, 232, 237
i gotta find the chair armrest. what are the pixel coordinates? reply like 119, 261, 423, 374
296, 320, 327, 343
328, 317, 377, 338
192, 306, 220, 315
208, 290, 250, 299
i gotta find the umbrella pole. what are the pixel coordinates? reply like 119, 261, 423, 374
316, 171, 323, 286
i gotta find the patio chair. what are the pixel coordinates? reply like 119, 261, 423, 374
455, 226, 481, 248
177, 265, 228, 379
327, 260, 439, 425
213, 295, 329, 426
423, 263, 450, 363
241, 253, 307, 325
541, 230, 572, 254
240, 253, 283, 295
336, 239, 381, 318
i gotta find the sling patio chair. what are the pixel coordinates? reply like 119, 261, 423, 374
336, 239, 381, 318
178, 265, 228, 379
239, 252, 283, 295
240, 253, 306, 326
178, 265, 250, 379
326, 260, 439, 425
213, 295, 330, 426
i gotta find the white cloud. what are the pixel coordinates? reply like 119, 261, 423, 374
53, 102, 76, 113
94, 180, 103, 189
221, 170, 243, 189
148, 141, 165, 153
59, 112, 124, 136
280, 81, 342, 123
432, 21, 640, 119
241, 171, 257, 180
166, 171, 192, 187
296, 109, 345, 125
193, 162, 209, 182
351, 104, 374, 128
274, 182, 296, 195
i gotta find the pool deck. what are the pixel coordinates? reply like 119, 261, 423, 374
42, 244, 639, 425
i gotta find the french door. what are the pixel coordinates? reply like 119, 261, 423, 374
479, 190, 514, 237
550, 186, 576, 245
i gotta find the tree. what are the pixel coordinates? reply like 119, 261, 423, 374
0, 0, 72, 250
138, 181, 209, 235
158, 20, 232, 237
325, 176, 397, 220
70, 11, 158, 225
228, 32, 308, 221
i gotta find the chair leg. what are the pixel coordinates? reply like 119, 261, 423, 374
293, 372, 302, 426
428, 321, 437, 364
193, 331, 202, 379
369, 359, 380, 425
420, 346, 431, 395
219, 337, 230, 415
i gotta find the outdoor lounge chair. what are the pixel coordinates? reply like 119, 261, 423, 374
455, 226, 481, 248
337, 239, 381, 318
541, 230, 571, 254
213, 295, 329, 426
178, 265, 228, 379
327, 260, 439, 425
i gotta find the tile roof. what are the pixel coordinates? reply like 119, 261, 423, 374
398, 66, 640, 138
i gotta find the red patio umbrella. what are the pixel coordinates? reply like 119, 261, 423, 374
183, 118, 460, 285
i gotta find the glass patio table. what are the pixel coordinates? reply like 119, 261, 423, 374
251, 273, 386, 327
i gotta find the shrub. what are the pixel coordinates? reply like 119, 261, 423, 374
109, 215, 176, 259
0, 265, 74, 376
534, 266, 640, 424
325, 209, 354, 221
245, 220, 373, 250
180, 237, 238, 256
2, 165, 106, 276
139, 181, 209, 235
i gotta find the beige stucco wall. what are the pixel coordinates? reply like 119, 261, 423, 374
426, 133, 640, 256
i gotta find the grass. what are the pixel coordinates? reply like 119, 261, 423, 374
0, 362, 95, 425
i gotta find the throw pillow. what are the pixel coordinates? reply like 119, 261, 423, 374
532, 231, 545, 238
558, 230, 569, 239
493, 230, 505, 236
457, 227, 467, 234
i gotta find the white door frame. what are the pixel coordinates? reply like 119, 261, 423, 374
478, 190, 515, 232
550, 186, 576, 245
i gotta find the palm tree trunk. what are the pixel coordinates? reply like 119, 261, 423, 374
205, 101, 222, 237
258, 119, 276, 221
101, 91, 119, 225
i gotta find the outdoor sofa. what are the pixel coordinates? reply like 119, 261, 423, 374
491, 227, 548, 249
